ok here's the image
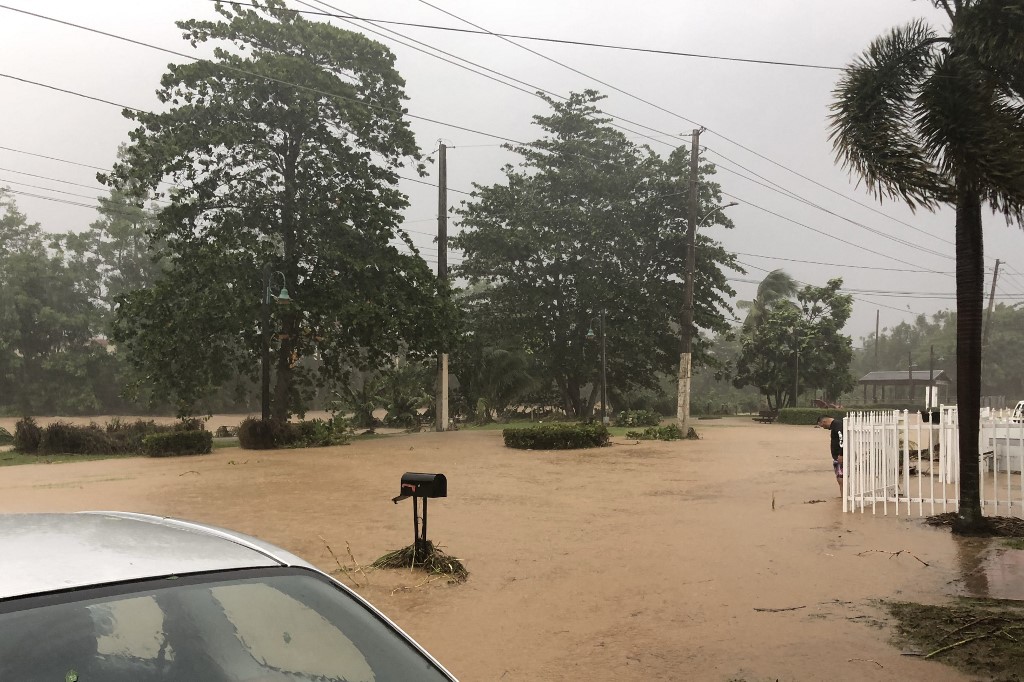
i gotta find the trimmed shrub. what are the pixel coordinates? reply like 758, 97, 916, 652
143, 430, 213, 457
778, 408, 847, 425
238, 416, 353, 450
104, 418, 174, 453
503, 422, 610, 450
285, 417, 352, 448
614, 410, 661, 428
626, 424, 685, 441
175, 416, 206, 432
238, 417, 281, 449
14, 417, 42, 453
39, 422, 114, 455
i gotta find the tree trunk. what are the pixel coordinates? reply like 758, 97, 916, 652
952, 184, 987, 534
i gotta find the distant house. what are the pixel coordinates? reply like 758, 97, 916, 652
857, 370, 951, 406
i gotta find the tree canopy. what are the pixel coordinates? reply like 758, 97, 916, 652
733, 276, 855, 409
105, 0, 448, 418
452, 90, 740, 417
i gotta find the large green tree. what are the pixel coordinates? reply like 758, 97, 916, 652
106, 1, 447, 418
453, 90, 739, 418
0, 190, 111, 414
733, 279, 855, 409
830, 0, 1024, 532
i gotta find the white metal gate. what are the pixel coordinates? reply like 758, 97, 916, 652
843, 407, 1024, 518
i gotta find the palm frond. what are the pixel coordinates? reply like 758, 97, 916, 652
829, 19, 950, 208
916, 49, 1024, 221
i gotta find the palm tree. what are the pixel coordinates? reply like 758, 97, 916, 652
830, 0, 1024, 533
737, 269, 798, 330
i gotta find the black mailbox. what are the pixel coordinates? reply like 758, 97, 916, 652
393, 472, 447, 503
391, 472, 447, 565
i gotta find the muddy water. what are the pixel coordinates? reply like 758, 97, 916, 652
0, 417, 988, 681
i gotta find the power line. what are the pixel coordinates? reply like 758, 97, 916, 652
0, 72, 144, 111
0, 166, 105, 192
705, 145, 956, 259
408, 0, 1008, 274
212, 1, 842, 71
292, 0, 686, 150
0, 177, 107, 202
723, 250, 948, 274
730, 260, 926, 317
719, 189, 951, 275
0, 144, 108, 171
0, 8, 530, 147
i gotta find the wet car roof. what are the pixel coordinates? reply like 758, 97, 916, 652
0, 512, 310, 599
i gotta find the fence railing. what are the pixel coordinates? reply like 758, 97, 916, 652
844, 407, 1024, 518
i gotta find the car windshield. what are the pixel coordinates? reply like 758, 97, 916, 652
0, 568, 452, 682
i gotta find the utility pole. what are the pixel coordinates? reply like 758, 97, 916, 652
873, 309, 880, 403
908, 351, 914, 404
435, 143, 449, 432
874, 310, 880, 369
981, 258, 1000, 395
261, 264, 272, 423
983, 258, 1000, 349
677, 128, 700, 434
600, 309, 608, 425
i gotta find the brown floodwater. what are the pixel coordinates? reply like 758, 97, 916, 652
0, 415, 1000, 680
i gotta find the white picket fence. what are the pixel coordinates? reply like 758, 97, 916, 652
844, 407, 1024, 518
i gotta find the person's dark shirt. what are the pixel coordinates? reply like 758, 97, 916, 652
830, 417, 844, 460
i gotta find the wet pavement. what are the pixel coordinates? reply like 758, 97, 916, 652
950, 538, 1024, 601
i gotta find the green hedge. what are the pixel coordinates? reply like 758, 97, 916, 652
143, 430, 213, 457
238, 416, 353, 450
0, 426, 12, 446
778, 408, 847, 425
614, 410, 661, 427
12, 417, 202, 455
14, 417, 42, 453
626, 424, 684, 441
503, 423, 610, 450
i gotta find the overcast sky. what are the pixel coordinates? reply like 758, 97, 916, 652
2, 0, 1022, 342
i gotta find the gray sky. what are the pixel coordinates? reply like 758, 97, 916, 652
2, 0, 1022, 342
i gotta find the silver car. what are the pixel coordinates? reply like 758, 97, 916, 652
0, 511, 458, 681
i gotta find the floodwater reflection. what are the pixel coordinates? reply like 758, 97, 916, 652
951, 536, 1024, 601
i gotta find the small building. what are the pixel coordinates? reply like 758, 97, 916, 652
858, 370, 952, 406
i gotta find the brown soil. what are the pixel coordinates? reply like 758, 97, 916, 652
0, 416, 1005, 681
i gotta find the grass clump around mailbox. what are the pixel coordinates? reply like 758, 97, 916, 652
502, 422, 610, 450
372, 541, 468, 584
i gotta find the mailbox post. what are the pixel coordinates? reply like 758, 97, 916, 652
392, 472, 447, 564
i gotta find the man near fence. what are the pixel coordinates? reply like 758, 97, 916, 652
816, 415, 844, 494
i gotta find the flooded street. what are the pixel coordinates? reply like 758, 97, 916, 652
0, 416, 1008, 680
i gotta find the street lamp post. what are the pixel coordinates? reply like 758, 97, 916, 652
261, 266, 291, 423
587, 309, 608, 425
678, 201, 739, 432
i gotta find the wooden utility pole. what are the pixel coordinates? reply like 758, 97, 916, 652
873, 309, 879, 402
983, 258, 1000, 349
435, 143, 449, 432
677, 128, 700, 434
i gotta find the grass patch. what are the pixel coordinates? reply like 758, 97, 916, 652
886, 599, 1024, 679
213, 437, 240, 449
1004, 538, 1024, 550
372, 540, 468, 584
0, 452, 138, 467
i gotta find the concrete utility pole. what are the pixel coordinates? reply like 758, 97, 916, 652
435, 143, 449, 432
677, 128, 700, 434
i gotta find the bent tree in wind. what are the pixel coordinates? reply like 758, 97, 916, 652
830, 0, 1024, 533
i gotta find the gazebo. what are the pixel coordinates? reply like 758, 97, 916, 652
857, 369, 951, 406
